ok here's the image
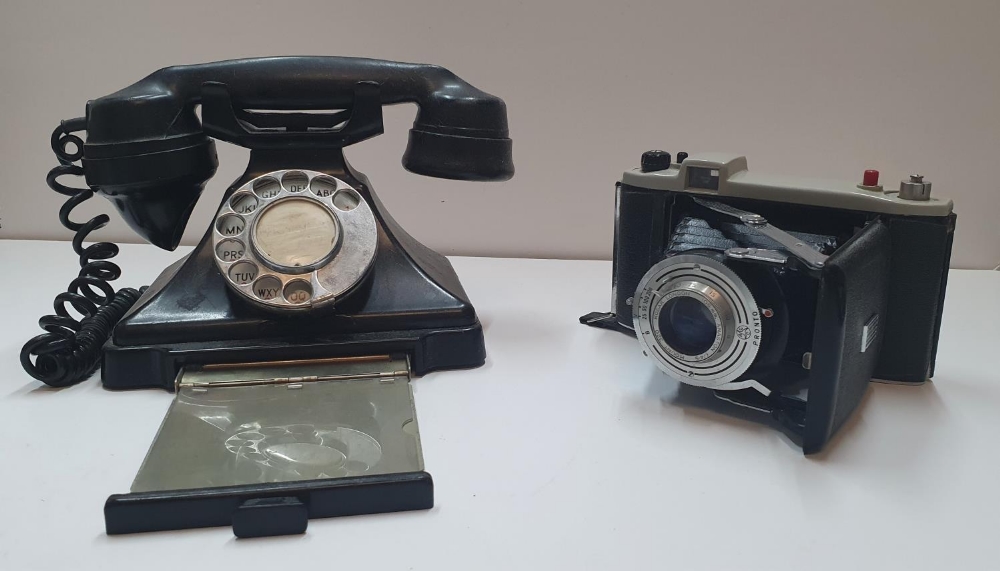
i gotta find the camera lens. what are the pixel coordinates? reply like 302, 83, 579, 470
634, 255, 762, 388
658, 296, 717, 356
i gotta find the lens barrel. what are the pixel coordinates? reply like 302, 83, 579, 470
633, 254, 762, 389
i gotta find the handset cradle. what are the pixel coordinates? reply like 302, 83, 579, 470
200, 80, 386, 149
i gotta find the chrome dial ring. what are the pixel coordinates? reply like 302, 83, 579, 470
211, 170, 377, 311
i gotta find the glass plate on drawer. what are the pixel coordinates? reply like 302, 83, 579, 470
105, 355, 433, 536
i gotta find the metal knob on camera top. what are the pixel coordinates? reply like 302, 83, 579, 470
899, 174, 932, 201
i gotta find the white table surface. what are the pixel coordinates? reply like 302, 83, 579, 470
1, 239, 998, 570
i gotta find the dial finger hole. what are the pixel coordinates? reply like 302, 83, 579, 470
283, 280, 313, 305
310, 176, 338, 198
217, 214, 245, 236
230, 193, 258, 214
228, 261, 258, 285
332, 188, 361, 211
252, 176, 281, 199
215, 239, 245, 263
281, 171, 309, 193
252, 275, 282, 300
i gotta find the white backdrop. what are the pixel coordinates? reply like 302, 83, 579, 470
1, 0, 997, 268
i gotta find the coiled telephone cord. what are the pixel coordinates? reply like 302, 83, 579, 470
20, 118, 145, 387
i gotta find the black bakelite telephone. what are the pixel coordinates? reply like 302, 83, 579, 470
20, 57, 513, 536
22, 56, 512, 389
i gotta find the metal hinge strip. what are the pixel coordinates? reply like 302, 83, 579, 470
175, 354, 410, 390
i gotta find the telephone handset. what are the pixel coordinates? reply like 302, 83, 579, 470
22, 56, 512, 388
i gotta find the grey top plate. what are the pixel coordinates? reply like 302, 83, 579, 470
621, 152, 953, 217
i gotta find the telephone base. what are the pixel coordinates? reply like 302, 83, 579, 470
101, 149, 487, 391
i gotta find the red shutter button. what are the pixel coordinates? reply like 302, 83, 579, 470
858, 169, 883, 191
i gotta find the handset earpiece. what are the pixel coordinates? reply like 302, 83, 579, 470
403, 124, 513, 182
401, 66, 513, 181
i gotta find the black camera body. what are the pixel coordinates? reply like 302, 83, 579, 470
585, 151, 956, 453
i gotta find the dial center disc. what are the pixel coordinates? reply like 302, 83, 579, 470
252, 197, 339, 270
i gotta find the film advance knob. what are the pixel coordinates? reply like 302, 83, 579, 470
252, 198, 340, 271
641, 150, 672, 172
899, 174, 932, 201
